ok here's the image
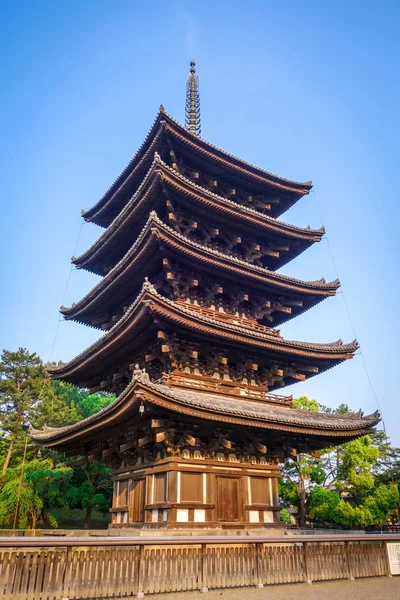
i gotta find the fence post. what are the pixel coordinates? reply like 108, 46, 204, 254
136, 545, 145, 599
384, 541, 393, 577
200, 543, 208, 593
345, 541, 355, 581
254, 543, 264, 588
303, 542, 312, 584
62, 546, 73, 598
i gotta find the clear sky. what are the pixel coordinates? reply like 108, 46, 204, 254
1, 1, 399, 441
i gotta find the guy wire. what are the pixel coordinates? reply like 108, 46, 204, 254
311, 188, 387, 435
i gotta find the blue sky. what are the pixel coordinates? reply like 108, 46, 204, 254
1, 1, 399, 441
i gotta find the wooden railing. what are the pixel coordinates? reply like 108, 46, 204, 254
176, 301, 281, 336
162, 371, 293, 404
0, 534, 395, 599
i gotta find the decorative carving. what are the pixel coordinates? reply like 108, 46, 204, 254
132, 364, 151, 385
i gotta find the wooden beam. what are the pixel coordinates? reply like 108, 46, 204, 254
138, 435, 153, 447
255, 442, 267, 454
273, 368, 284, 377
120, 440, 136, 452
263, 248, 280, 258
183, 432, 197, 446
272, 305, 292, 314
219, 437, 232, 449
272, 244, 290, 252
301, 366, 319, 374
285, 299, 304, 307
286, 372, 306, 381
102, 447, 117, 459
151, 419, 166, 429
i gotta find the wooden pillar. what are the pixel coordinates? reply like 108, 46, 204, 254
168, 469, 178, 523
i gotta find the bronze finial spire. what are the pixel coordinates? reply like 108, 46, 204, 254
185, 61, 201, 137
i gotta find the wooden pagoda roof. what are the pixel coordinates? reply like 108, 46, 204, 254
62, 213, 339, 328
82, 108, 313, 227
73, 156, 322, 275
30, 377, 380, 450
51, 281, 357, 390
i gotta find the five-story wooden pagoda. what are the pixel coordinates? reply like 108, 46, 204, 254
31, 63, 379, 530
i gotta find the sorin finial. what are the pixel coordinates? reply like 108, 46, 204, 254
185, 61, 201, 137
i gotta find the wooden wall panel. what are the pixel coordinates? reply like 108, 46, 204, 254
117, 480, 128, 507
181, 473, 203, 502
250, 477, 270, 505
130, 479, 146, 523
153, 473, 167, 503
216, 477, 240, 521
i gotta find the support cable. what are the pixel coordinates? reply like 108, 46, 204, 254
311, 188, 387, 434
46, 220, 85, 365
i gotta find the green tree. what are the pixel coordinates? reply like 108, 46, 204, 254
280, 396, 321, 527
34, 383, 81, 428
50, 380, 115, 420
280, 397, 393, 528
66, 462, 112, 528
0, 349, 50, 471
0, 458, 72, 529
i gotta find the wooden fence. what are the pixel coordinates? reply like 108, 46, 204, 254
0, 534, 395, 599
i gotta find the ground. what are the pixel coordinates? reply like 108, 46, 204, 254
149, 577, 399, 600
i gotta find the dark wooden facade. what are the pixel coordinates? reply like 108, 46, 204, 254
32, 71, 379, 530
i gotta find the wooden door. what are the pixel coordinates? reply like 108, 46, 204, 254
216, 476, 240, 522
130, 479, 146, 523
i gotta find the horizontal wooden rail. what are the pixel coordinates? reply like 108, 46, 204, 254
0, 534, 396, 599
0, 533, 398, 547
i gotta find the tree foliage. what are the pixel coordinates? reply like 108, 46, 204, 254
280, 397, 400, 528
0, 348, 115, 529
0, 458, 72, 529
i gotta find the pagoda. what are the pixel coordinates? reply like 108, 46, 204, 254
31, 63, 379, 530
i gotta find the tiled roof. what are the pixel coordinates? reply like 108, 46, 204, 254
73, 155, 322, 272
52, 281, 357, 383
62, 213, 338, 324
30, 378, 379, 446
82, 108, 312, 223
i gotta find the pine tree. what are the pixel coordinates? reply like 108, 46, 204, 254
0, 349, 49, 471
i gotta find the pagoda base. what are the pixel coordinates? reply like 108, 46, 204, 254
110, 455, 281, 530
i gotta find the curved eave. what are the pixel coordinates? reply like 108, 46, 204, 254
82, 111, 166, 226
63, 215, 339, 327
52, 284, 357, 386
73, 158, 322, 275
160, 159, 321, 240
30, 380, 379, 449
82, 109, 312, 226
